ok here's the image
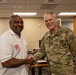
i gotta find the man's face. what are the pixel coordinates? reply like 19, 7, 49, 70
44, 14, 57, 31
10, 16, 24, 35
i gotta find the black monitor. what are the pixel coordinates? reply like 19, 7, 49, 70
39, 40, 41, 48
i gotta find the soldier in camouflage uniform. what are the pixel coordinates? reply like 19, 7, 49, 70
34, 12, 76, 75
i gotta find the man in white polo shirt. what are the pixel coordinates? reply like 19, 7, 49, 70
0, 15, 34, 75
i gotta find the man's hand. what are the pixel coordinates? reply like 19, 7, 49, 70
25, 56, 35, 65
28, 55, 35, 60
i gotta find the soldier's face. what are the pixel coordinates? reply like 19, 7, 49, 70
44, 14, 57, 31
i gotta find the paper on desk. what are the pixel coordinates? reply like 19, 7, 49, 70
37, 60, 47, 63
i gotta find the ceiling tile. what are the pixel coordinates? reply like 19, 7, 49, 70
54, 5, 71, 10
25, 5, 41, 10
26, 0, 44, 4
40, 4, 57, 9
60, 0, 76, 4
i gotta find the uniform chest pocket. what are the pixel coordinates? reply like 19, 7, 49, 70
59, 38, 68, 48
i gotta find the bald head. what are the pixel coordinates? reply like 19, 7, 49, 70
9, 15, 22, 24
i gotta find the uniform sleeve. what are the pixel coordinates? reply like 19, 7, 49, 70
34, 37, 45, 60
67, 30, 76, 73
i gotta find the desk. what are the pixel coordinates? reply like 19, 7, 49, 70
29, 63, 48, 75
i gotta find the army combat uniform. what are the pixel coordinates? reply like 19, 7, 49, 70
34, 25, 76, 75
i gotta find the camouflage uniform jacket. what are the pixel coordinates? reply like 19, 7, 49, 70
34, 25, 76, 75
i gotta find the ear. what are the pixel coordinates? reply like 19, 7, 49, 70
9, 22, 12, 28
55, 18, 57, 22
9, 21, 10, 24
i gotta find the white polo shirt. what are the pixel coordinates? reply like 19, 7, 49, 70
0, 29, 28, 75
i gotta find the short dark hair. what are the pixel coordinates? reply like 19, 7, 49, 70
9, 15, 22, 24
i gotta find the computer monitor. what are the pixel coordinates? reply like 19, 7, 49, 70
39, 40, 41, 48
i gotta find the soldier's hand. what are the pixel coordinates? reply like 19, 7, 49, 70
25, 57, 34, 65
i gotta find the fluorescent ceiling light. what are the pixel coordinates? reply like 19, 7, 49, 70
58, 12, 76, 16
13, 12, 37, 16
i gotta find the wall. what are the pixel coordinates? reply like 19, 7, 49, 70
62, 22, 73, 31
61, 18, 73, 31
0, 19, 9, 35
23, 18, 48, 50
0, 18, 73, 50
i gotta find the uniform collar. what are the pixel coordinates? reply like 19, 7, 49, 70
46, 25, 61, 38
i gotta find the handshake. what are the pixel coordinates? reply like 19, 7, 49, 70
25, 55, 35, 65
